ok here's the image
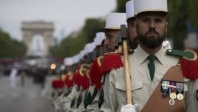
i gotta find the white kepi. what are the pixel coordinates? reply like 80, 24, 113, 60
134, 0, 168, 15
126, 0, 135, 20
64, 57, 73, 66
94, 32, 105, 46
84, 42, 96, 54
105, 12, 127, 30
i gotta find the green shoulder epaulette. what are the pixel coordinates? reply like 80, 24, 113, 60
166, 49, 197, 61
81, 64, 90, 75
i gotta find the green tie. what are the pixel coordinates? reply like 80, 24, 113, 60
147, 54, 156, 81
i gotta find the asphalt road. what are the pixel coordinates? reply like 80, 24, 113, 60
0, 74, 57, 112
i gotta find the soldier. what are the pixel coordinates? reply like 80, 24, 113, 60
51, 77, 65, 110
82, 13, 127, 112
82, 31, 105, 112
59, 44, 94, 112
99, 13, 127, 112
63, 57, 75, 94
126, 0, 138, 51
52, 57, 74, 111
126, 0, 171, 52
100, 12, 126, 75
103, 12, 127, 53
103, 0, 198, 112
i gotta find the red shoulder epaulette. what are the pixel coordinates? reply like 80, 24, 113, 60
51, 79, 64, 89
73, 67, 81, 86
74, 64, 90, 90
64, 72, 74, 89
101, 52, 123, 74
181, 49, 198, 80
89, 56, 103, 89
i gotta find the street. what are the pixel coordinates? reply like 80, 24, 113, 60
0, 74, 57, 112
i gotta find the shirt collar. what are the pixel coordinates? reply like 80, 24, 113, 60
135, 45, 167, 65
136, 45, 149, 65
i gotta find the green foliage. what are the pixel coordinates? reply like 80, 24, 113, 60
116, 0, 126, 12
50, 18, 105, 58
82, 18, 105, 43
167, 0, 187, 49
186, 0, 198, 28
167, 0, 198, 49
0, 28, 27, 58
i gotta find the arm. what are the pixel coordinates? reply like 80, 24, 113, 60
185, 79, 198, 112
103, 70, 118, 112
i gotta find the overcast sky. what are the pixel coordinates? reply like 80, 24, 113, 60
0, 0, 116, 41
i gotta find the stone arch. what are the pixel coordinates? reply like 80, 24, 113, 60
21, 21, 54, 57
31, 34, 45, 56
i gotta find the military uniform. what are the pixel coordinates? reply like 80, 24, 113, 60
81, 12, 127, 112
103, 0, 198, 111
70, 63, 90, 111
185, 79, 198, 112
103, 45, 198, 112
59, 84, 79, 112
51, 78, 65, 111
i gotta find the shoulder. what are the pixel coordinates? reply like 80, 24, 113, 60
180, 50, 198, 80
167, 49, 198, 80
107, 67, 125, 82
166, 49, 197, 61
101, 52, 123, 74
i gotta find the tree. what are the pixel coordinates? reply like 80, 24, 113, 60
116, 0, 126, 12
50, 18, 104, 58
0, 28, 27, 58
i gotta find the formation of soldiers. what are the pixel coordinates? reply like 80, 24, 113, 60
50, 0, 198, 112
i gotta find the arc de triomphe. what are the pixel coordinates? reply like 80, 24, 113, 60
21, 21, 54, 57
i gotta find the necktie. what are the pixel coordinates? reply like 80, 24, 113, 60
147, 54, 157, 81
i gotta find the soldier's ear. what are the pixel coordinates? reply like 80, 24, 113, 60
134, 20, 137, 29
134, 19, 137, 25
165, 22, 168, 32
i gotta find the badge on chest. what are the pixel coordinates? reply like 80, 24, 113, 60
161, 80, 184, 105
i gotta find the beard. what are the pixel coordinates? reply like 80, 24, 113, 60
138, 28, 166, 48
128, 36, 138, 49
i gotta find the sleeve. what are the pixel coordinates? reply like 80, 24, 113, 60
59, 85, 78, 111
185, 79, 198, 112
103, 70, 118, 112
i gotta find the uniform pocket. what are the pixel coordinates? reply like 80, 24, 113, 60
115, 79, 143, 91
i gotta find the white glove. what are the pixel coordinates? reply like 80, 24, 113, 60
120, 104, 138, 112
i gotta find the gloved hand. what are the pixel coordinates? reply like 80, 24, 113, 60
120, 104, 138, 112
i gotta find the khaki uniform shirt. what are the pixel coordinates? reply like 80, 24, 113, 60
103, 45, 197, 112
185, 79, 198, 112
83, 85, 100, 111
82, 85, 112, 112
59, 85, 78, 112
82, 86, 102, 112
75, 90, 86, 111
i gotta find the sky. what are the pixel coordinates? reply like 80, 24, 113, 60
0, 0, 116, 41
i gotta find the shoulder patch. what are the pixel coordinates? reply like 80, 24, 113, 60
166, 49, 197, 61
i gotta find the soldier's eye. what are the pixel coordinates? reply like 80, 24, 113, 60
155, 18, 163, 23
142, 18, 149, 23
